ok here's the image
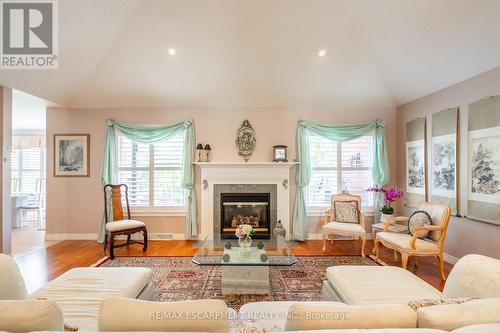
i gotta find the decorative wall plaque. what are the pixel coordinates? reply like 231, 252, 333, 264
236, 119, 256, 162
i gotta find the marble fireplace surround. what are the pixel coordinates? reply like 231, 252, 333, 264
214, 184, 277, 238
195, 162, 297, 241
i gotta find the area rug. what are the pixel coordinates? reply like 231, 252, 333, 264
98, 256, 377, 310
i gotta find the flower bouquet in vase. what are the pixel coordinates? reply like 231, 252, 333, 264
367, 186, 404, 224
235, 224, 253, 249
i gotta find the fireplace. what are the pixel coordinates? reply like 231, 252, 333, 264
220, 193, 271, 239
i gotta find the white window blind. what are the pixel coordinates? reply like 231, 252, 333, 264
306, 132, 374, 207
11, 147, 46, 194
117, 133, 185, 209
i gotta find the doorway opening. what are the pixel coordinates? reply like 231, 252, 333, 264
10, 89, 51, 257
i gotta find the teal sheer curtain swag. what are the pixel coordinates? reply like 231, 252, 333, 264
98, 119, 197, 243
292, 119, 390, 240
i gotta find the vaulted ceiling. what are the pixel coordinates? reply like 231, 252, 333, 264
1, 0, 500, 108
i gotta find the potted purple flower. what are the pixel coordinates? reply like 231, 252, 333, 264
367, 186, 404, 217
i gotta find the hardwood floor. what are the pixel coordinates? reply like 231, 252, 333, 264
14, 239, 452, 294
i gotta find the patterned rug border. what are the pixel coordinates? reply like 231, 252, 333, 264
92, 254, 382, 267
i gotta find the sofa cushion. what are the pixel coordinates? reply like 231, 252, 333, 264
239, 301, 342, 331
30, 267, 152, 331
417, 298, 500, 331
451, 323, 500, 333
99, 297, 229, 332
324, 222, 365, 236
326, 265, 441, 305
442, 254, 500, 299
105, 219, 145, 232
0, 300, 64, 332
0, 254, 28, 300
376, 232, 439, 254
284, 303, 417, 331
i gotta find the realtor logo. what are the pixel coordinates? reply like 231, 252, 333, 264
1, 0, 58, 69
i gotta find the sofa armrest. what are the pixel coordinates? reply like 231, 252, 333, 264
0, 300, 64, 332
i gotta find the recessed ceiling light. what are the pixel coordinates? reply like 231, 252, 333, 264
167, 48, 176, 56
318, 49, 327, 57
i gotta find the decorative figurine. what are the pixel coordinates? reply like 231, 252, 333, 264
224, 242, 232, 249
260, 253, 268, 262
257, 241, 264, 249
236, 119, 256, 162
196, 143, 204, 162
273, 220, 286, 238
223, 253, 230, 262
273, 145, 288, 162
204, 144, 211, 162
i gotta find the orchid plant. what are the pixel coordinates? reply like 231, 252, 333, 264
235, 224, 253, 241
366, 186, 404, 214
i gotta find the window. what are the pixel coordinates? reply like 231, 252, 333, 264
117, 133, 185, 209
306, 132, 374, 208
11, 139, 46, 195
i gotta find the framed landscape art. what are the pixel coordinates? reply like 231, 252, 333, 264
468, 96, 500, 225
406, 117, 427, 208
430, 108, 458, 215
54, 134, 90, 177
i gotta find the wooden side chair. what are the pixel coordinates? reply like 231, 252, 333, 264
374, 202, 452, 280
322, 193, 366, 257
104, 184, 148, 259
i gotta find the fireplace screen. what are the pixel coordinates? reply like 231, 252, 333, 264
220, 193, 270, 239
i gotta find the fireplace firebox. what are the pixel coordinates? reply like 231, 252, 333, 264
220, 193, 271, 239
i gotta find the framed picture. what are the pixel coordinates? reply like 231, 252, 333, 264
468, 126, 500, 205
406, 139, 426, 195
54, 134, 90, 177
406, 117, 427, 208
430, 108, 458, 215
431, 134, 456, 198
467, 95, 500, 225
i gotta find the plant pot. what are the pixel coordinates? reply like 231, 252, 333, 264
380, 213, 395, 225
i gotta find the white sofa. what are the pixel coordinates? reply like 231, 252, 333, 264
0, 254, 154, 331
240, 254, 500, 332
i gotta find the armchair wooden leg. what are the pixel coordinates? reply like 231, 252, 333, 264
360, 236, 366, 258
109, 234, 115, 260
394, 250, 399, 261
127, 235, 131, 244
438, 254, 446, 280
374, 238, 380, 260
143, 228, 148, 252
103, 234, 108, 251
401, 253, 409, 270
322, 227, 326, 252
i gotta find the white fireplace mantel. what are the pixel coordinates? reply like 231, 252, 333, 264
194, 162, 297, 240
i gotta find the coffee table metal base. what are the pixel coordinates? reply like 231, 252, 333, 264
221, 265, 270, 295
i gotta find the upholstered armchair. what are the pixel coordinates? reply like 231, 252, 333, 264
322, 193, 366, 257
374, 202, 452, 280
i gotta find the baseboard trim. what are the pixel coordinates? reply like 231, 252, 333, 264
45, 233, 187, 241
444, 253, 459, 265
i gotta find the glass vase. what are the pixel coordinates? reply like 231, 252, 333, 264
238, 235, 252, 249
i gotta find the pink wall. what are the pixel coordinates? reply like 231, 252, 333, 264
46, 107, 396, 238
397, 66, 500, 260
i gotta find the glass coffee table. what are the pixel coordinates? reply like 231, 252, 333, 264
192, 236, 297, 295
